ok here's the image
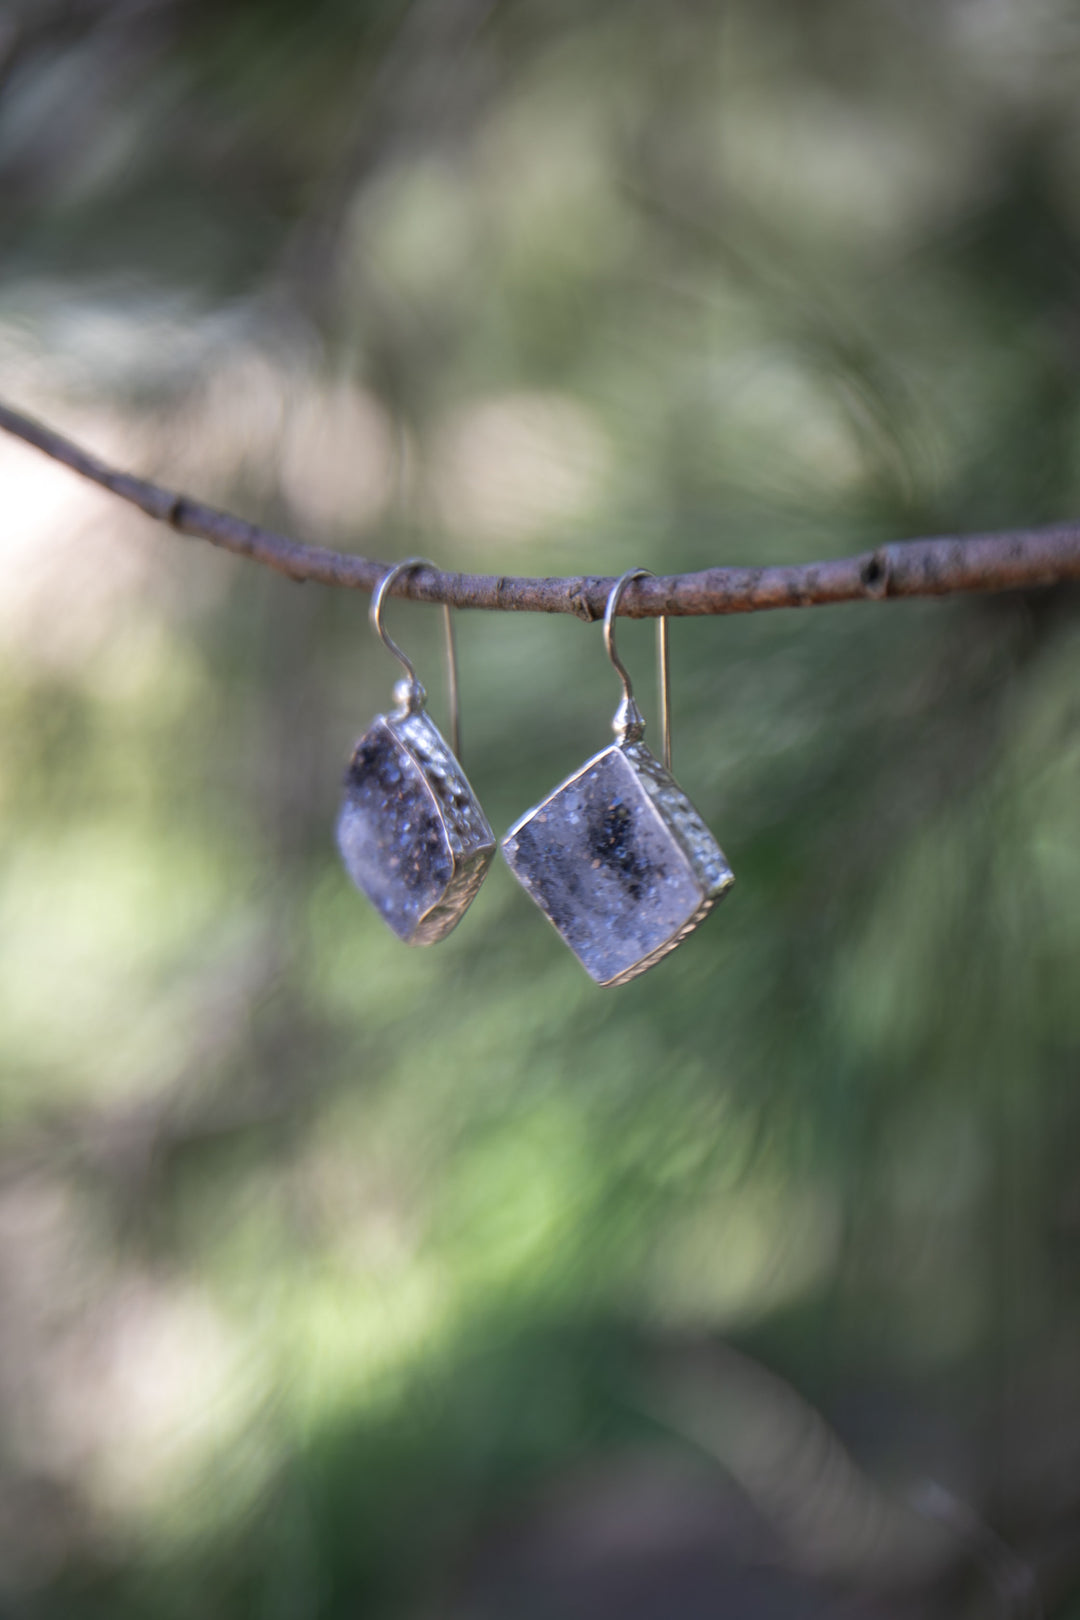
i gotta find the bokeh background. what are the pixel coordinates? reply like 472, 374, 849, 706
2, 1, 1080, 1615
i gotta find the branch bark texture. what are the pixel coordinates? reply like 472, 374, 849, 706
3, 397, 1080, 620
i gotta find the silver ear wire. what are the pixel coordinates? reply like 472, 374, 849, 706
371, 558, 461, 758
441, 601, 460, 762
603, 567, 671, 769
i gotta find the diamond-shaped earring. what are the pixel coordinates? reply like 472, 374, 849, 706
337, 558, 495, 945
502, 568, 733, 986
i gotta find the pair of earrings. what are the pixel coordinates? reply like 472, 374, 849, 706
336, 559, 734, 986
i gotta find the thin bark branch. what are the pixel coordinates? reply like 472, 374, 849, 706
3, 397, 1080, 620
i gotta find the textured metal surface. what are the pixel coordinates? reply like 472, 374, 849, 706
502, 741, 733, 986
337, 708, 495, 946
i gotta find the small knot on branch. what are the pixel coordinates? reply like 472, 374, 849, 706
568, 577, 601, 621
860, 548, 891, 599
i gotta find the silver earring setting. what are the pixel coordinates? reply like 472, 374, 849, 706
501, 569, 734, 985
337, 559, 496, 946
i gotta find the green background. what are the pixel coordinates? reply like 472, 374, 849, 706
1, 1, 1079, 1614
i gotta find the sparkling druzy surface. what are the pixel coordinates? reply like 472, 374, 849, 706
502, 743, 732, 986
337, 720, 455, 942
337, 708, 495, 945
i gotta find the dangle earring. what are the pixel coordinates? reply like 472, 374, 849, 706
502, 568, 734, 986
337, 558, 495, 945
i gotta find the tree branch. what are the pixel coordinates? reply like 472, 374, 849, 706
3, 396, 1080, 620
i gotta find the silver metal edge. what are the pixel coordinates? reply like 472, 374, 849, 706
620, 739, 734, 902
391, 709, 496, 853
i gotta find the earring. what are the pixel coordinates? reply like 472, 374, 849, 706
502, 568, 733, 986
337, 558, 495, 945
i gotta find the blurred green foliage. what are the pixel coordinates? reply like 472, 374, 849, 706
1, 0, 1080, 1615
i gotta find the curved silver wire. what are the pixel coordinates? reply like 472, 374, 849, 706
370, 556, 424, 686
603, 567, 671, 770
370, 557, 462, 759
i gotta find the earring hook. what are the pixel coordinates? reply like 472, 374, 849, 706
603, 567, 671, 770
371, 558, 462, 759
